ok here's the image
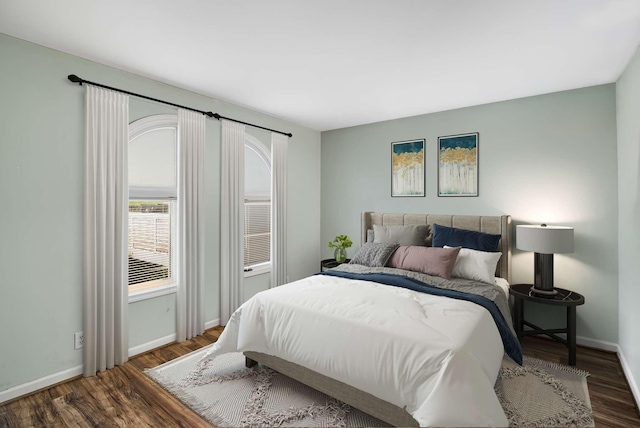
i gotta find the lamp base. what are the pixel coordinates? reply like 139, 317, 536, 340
532, 252, 557, 298
530, 285, 558, 297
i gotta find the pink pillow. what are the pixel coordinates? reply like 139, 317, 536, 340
387, 245, 461, 279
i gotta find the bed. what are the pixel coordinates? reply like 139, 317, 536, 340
197, 212, 517, 427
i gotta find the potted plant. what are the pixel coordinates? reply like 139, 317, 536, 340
328, 234, 353, 263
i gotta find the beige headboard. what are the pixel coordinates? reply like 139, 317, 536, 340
361, 212, 512, 282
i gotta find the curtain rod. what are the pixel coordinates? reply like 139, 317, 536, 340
67, 74, 293, 137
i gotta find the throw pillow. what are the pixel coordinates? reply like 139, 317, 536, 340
349, 242, 400, 267
432, 224, 501, 252
387, 245, 461, 280
445, 245, 501, 284
373, 224, 431, 246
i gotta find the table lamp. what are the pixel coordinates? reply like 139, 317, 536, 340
516, 224, 574, 296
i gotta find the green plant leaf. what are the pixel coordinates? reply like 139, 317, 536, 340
328, 234, 352, 250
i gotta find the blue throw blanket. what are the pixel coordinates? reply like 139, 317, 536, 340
320, 270, 523, 365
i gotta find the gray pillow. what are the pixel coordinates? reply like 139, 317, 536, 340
366, 229, 375, 243
373, 224, 431, 246
349, 243, 400, 267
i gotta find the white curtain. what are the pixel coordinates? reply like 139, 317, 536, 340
270, 133, 288, 287
83, 85, 129, 377
220, 120, 246, 325
177, 109, 206, 341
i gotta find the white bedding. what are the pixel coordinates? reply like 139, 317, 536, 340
200, 274, 509, 427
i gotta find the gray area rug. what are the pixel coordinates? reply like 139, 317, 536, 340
146, 349, 594, 427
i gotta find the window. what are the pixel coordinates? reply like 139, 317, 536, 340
244, 135, 271, 275
128, 115, 178, 298
128, 200, 174, 290
245, 199, 270, 267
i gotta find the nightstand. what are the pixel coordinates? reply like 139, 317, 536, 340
320, 258, 351, 272
509, 284, 585, 365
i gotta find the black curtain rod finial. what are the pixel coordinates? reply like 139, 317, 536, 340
68, 74, 83, 85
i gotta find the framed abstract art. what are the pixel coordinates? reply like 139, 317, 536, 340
438, 133, 478, 197
391, 139, 425, 197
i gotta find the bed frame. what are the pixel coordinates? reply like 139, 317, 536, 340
245, 212, 512, 427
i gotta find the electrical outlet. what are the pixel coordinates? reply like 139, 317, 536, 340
74, 332, 84, 350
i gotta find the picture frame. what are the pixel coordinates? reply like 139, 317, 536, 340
391, 139, 425, 197
438, 132, 479, 197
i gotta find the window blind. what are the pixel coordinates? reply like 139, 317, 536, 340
244, 201, 271, 267
128, 201, 173, 289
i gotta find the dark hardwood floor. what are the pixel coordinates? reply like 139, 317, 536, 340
0, 328, 638, 427
0, 328, 224, 428
521, 336, 639, 427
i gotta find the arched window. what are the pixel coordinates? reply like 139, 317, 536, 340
244, 135, 271, 275
128, 115, 178, 299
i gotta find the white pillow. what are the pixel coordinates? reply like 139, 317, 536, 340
444, 246, 502, 284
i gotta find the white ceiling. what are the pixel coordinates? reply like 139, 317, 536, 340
1, 0, 640, 131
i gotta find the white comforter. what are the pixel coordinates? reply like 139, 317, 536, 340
200, 274, 508, 427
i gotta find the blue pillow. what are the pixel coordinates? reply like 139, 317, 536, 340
432, 224, 501, 252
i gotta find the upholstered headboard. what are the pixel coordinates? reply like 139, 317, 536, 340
361, 212, 512, 282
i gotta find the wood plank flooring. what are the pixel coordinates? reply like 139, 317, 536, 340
520, 336, 639, 427
0, 328, 224, 428
1, 328, 638, 427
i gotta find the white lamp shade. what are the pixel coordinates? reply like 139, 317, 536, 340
516, 225, 574, 254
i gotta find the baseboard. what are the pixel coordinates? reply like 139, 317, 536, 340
127, 319, 220, 357
1, 319, 222, 405
0, 364, 83, 405
205, 318, 220, 330
617, 345, 640, 410
576, 335, 619, 352
0, 337, 178, 404
537, 332, 619, 353
128, 333, 177, 358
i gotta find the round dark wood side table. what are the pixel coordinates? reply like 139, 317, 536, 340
509, 284, 585, 366
320, 258, 351, 272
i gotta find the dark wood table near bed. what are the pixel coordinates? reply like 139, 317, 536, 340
509, 283, 585, 365
320, 258, 351, 272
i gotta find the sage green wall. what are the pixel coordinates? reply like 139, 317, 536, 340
0, 33, 321, 393
616, 46, 640, 400
321, 85, 618, 344
245, 273, 271, 300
